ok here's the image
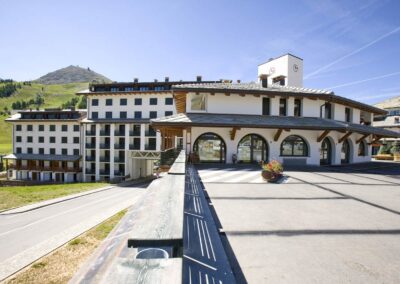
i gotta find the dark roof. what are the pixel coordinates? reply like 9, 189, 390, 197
6, 110, 86, 122
81, 118, 150, 124
151, 113, 400, 138
4, 153, 81, 161
172, 82, 386, 115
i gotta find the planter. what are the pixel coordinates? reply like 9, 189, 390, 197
261, 170, 282, 183
394, 153, 400, 162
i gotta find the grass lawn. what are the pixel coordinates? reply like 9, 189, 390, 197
4, 209, 127, 284
0, 182, 109, 211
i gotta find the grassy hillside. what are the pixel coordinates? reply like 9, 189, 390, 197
0, 82, 88, 155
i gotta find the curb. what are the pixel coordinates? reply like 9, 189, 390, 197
0, 178, 153, 215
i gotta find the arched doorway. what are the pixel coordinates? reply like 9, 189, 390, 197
193, 133, 226, 163
320, 137, 332, 165
341, 139, 351, 164
237, 134, 268, 163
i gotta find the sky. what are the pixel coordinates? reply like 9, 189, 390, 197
1, 0, 400, 105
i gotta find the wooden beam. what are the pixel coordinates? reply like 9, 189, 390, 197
338, 131, 352, 143
356, 134, 369, 144
229, 127, 240, 140
369, 135, 382, 145
274, 129, 283, 141
317, 130, 330, 142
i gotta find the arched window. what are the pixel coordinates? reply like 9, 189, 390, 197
358, 140, 367, 156
341, 139, 351, 164
280, 135, 308, 156
237, 134, 268, 163
193, 133, 226, 163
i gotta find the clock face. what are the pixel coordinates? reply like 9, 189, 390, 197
269, 67, 275, 74
293, 64, 299, 72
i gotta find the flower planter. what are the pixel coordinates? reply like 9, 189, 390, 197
261, 170, 282, 183
394, 153, 400, 162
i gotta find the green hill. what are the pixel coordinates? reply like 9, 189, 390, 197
36, 65, 112, 85
0, 82, 89, 154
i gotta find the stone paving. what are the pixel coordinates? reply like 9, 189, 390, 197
197, 162, 400, 283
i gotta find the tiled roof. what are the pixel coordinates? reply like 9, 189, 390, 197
4, 153, 81, 161
151, 113, 400, 138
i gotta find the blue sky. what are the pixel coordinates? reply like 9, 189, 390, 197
1, 0, 399, 104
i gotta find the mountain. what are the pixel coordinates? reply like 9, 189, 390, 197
374, 96, 400, 110
36, 65, 112, 85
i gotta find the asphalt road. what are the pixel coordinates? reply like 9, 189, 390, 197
0, 182, 148, 281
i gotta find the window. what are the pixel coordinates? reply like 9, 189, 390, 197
325, 103, 332, 119
149, 111, 157, 118
27, 136, 33, 143
16, 147, 21, 154
73, 137, 79, 144
135, 98, 142, 105
280, 135, 308, 156
39, 125, 44, 131
62, 137, 68, 144
294, 99, 302, 117
125, 87, 134, 91
92, 99, 99, 106
191, 93, 206, 111
39, 148, 44, 154
262, 98, 270, 115
139, 86, 149, 91
106, 99, 113, 106
155, 86, 164, 91
105, 112, 113, 119
150, 98, 158, 105
165, 111, 173, 116
50, 125, 56, 131
27, 147, 33, 154
62, 148, 68, 155
120, 111, 127, 119
165, 98, 173, 105
345, 108, 351, 122
16, 136, 22, 142
358, 140, 367, 156
279, 98, 287, 116
16, 125, 22, 131
120, 98, 127, 106
38, 136, 44, 143
134, 111, 142, 119
92, 112, 98, 119
273, 76, 285, 86
111, 87, 118, 92
62, 125, 68, 132
73, 149, 79, 155
50, 148, 56, 155
73, 125, 79, 132
50, 137, 56, 143
27, 125, 33, 131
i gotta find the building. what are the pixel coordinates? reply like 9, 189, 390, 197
4, 109, 85, 182
152, 54, 400, 166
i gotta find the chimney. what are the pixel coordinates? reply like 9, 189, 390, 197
196, 75, 202, 82
165, 77, 169, 82
237, 79, 241, 83
134, 78, 138, 83
259, 74, 269, 88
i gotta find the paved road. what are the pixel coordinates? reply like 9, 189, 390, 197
0, 182, 148, 281
197, 162, 400, 283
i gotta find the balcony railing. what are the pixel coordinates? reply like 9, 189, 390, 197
145, 144, 157, 151
86, 130, 96, 136
100, 156, 110, 162
100, 130, 110, 136
146, 130, 157, 137
85, 156, 95, 161
86, 168, 95, 175
100, 143, 110, 149
114, 130, 126, 136
114, 144, 125, 149
129, 144, 140, 150
86, 143, 96, 149
100, 169, 110, 175
129, 130, 141, 136
114, 157, 125, 163
114, 170, 124, 176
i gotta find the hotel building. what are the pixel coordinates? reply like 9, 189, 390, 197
4, 54, 400, 182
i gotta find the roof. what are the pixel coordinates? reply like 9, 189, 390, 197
6, 110, 86, 122
81, 118, 150, 124
258, 53, 303, 66
151, 113, 400, 138
172, 82, 386, 115
3, 153, 81, 161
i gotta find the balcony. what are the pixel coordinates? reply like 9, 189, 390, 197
86, 143, 96, 149
85, 156, 95, 162
86, 168, 95, 175
100, 130, 110, 136
100, 156, 110, 162
114, 143, 125, 150
114, 157, 125, 163
129, 130, 141, 136
129, 144, 140, 150
145, 144, 157, 151
114, 170, 124, 176
100, 143, 110, 149
146, 129, 157, 137
99, 169, 110, 175
86, 130, 96, 136
114, 130, 126, 136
